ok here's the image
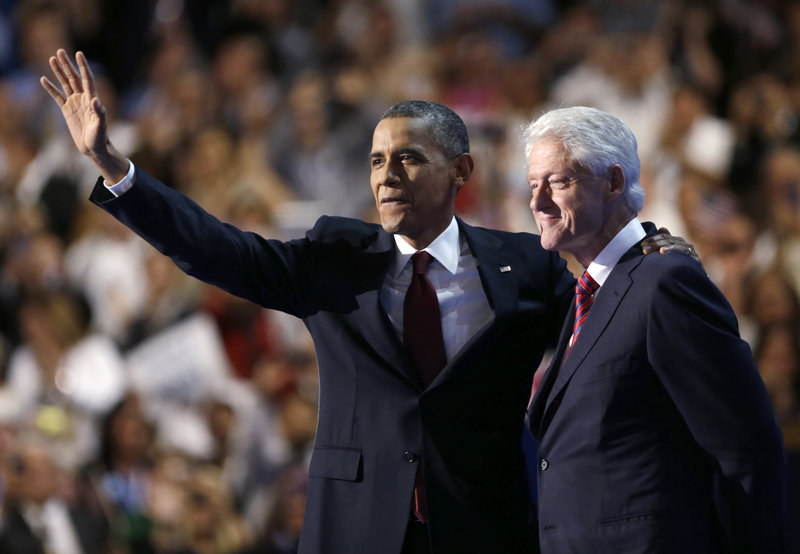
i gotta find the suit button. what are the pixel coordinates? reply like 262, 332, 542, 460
404, 451, 418, 463
539, 458, 549, 471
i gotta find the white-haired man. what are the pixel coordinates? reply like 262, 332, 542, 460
526, 106, 787, 553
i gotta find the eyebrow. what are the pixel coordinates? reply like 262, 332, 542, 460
369, 147, 426, 160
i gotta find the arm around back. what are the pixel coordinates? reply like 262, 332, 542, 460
645, 257, 788, 552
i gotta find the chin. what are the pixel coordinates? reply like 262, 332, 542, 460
377, 215, 398, 230
539, 236, 559, 252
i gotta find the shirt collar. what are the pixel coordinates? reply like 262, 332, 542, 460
586, 217, 645, 287
392, 216, 460, 277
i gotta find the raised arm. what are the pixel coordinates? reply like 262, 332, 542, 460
40, 49, 129, 184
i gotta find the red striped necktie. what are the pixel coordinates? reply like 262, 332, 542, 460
568, 270, 599, 356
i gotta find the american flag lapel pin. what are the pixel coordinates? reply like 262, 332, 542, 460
499, 265, 511, 273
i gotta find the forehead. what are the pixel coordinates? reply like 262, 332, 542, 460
371, 117, 438, 153
527, 138, 578, 176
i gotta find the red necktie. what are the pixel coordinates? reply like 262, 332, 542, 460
403, 251, 447, 522
403, 251, 447, 387
568, 270, 599, 357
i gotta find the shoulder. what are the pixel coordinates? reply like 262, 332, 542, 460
632, 250, 730, 308
460, 220, 548, 253
305, 215, 384, 245
634, 249, 705, 281
460, 221, 572, 297
462, 220, 538, 241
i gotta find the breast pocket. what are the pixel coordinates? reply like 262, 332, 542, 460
572, 354, 635, 385
308, 446, 363, 482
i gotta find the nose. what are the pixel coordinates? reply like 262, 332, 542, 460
376, 159, 402, 189
530, 185, 550, 212
385, 159, 402, 185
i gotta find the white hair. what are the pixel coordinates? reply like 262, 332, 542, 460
523, 106, 644, 213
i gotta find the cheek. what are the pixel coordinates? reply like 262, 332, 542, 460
559, 197, 591, 227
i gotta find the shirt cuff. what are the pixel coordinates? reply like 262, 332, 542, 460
104, 161, 135, 197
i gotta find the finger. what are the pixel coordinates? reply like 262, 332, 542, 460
660, 236, 679, 245
648, 237, 672, 248
657, 227, 671, 235
57, 48, 82, 94
49, 55, 73, 96
40, 76, 66, 107
76, 51, 96, 97
661, 244, 700, 261
91, 96, 106, 118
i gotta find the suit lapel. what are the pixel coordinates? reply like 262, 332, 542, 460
426, 219, 517, 387
549, 268, 633, 392
352, 227, 421, 388
353, 220, 521, 389
457, 218, 519, 318
531, 243, 648, 436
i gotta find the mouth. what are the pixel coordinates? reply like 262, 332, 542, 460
380, 196, 410, 206
535, 213, 561, 225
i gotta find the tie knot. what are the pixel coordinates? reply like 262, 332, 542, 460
577, 270, 598, 296
411, 251, 434, 275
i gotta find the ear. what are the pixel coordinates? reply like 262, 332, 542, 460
606, 164, 625, 201
451, 153, 474, 191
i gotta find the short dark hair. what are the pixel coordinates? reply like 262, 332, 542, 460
380, 100, 469, 158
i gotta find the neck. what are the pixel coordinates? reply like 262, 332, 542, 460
574, 210, 635, 268
400, 216, 454, 251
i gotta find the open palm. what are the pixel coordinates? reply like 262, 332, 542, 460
40, 49, 107, 156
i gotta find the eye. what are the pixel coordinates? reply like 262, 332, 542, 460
370, 157, 384, 169
549, 178, 568, 190
400, 154, 420, 165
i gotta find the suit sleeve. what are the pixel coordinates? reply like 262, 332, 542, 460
89, 166, 322, 317
646, 262, 788, 552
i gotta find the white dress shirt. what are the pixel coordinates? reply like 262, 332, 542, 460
568, 217, 646, 348
585, 217, 647, 288
380, 217, 494, 362
21, 500, 83, 554
104, 160, 135, 196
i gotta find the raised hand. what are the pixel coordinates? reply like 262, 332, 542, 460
40, 49, 128, 183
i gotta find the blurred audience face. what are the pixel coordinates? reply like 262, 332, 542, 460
287, 71, 329, 149
108, 394, 153, 465
279, 392, 317, 451
763, 146, 800, 237
755, 323, 800, 418
3, 441, 60, 505
746, 269, 800, 328
17, 5, 71, 73
252, 353, 297, 401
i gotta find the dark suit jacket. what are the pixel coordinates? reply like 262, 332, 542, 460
0, 502, 110, 554
90, 168, 575, 554
528, 235, 788, 553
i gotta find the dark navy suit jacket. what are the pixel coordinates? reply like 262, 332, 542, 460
90, 167, 574, 554
528, 234, 788, 553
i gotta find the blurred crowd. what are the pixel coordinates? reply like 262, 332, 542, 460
0, 0, 799, 552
